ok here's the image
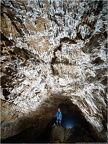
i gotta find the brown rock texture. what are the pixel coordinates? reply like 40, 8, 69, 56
50, 124, 95, 143
0, 0, 107, 142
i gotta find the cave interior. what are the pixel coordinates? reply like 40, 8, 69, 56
1, 98, 95, 143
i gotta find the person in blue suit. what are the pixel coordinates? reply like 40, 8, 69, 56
56, 108, 62, 125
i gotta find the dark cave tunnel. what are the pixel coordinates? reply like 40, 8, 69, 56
37, 105, 92, 143
1, 102, 93, 143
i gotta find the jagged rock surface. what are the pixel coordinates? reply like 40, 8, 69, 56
0, 0, 107, 141
50, 124, 94, 143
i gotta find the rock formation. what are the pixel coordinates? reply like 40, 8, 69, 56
50, 124, 95, 143
0, 0, 107, 142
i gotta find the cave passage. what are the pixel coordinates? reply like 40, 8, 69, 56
1, 108, 91, 143
62, 110, 90, 132
38, 109, 91, 143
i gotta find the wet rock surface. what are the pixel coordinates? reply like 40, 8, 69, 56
0, 0, 107, 142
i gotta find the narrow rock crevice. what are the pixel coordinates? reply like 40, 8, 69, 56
51, 44, 62, 75
60, 37, 77, 44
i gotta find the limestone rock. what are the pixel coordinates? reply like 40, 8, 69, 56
0, 0, 107, 142
50, 125, 65, 143
50, 124, 95, 143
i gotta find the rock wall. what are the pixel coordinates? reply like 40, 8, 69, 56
1, 0, 107, 141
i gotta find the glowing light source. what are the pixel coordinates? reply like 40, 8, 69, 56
62, 120, 74, 128
66, 124, 73, 128
68, 124, 73, 128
